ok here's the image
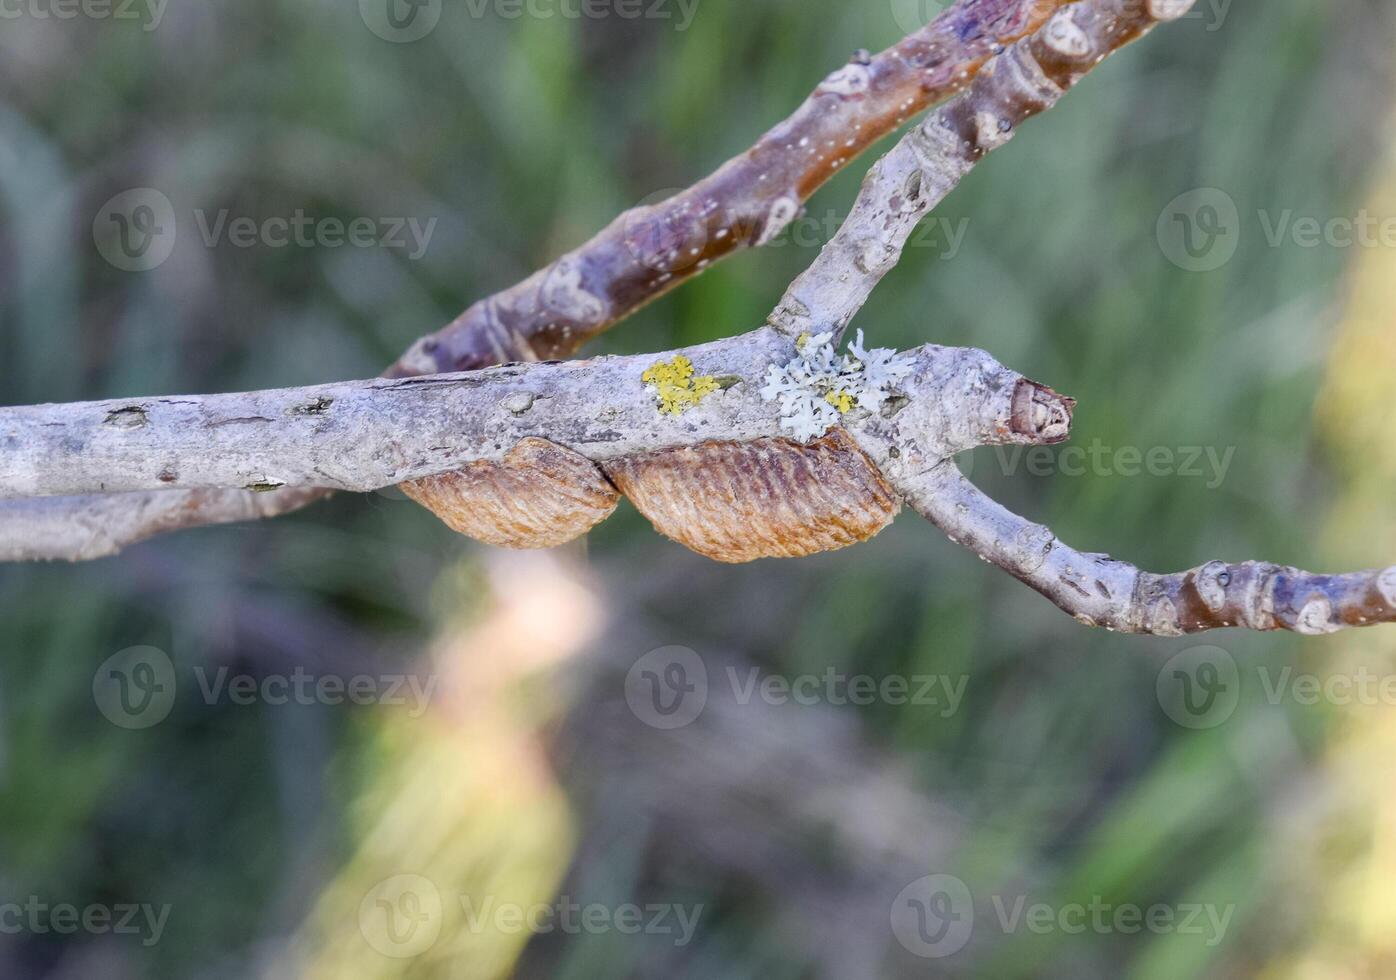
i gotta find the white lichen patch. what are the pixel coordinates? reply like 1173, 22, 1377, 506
760, 330, 911, 442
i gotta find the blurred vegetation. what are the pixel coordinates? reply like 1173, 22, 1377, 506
1, 0, 1395, 977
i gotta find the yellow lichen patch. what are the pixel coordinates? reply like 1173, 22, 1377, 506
824, 389, 856, 414
642, 355, 721, 415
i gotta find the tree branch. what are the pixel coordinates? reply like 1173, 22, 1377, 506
773, 0, 1196, 340
386, 0, 1067, 377
0, 333, 1054, 498
0, 0, 1069, 561
0, 489, 327, 564
12, 0, 1384, 638
900, 462, 1396, 636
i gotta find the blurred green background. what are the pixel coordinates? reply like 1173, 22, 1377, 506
3, 0, 1396, 976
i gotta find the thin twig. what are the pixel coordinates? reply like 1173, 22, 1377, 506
899, 462, 1396, 636
774, 0, 1197, 341
386, 0, 1067, 376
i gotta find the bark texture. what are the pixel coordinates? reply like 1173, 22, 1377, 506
901, 462, 1396, 636
386, 0, 1066, 377
3, 0, 1066, 554
773, 0, 1190, 341
16, 0, 1390, 641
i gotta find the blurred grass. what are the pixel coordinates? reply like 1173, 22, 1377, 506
1, 0, 1395, 977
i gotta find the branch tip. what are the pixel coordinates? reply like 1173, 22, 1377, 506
1010, 379, 1075, 444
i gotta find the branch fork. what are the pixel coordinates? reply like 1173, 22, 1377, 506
5, 0, 1394, 637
